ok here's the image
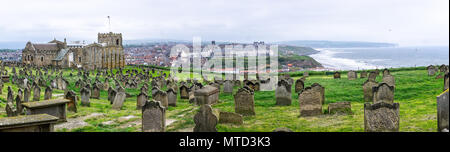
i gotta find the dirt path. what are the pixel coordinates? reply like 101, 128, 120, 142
55, 113, 106, 131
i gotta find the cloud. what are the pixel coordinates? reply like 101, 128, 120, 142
0, 0, 448, 46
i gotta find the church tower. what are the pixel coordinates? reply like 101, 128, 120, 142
98, 32, 124, 69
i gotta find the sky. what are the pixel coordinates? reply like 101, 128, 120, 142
0, 0, 448, 47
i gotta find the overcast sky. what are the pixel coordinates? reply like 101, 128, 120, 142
0, 0, 448, 46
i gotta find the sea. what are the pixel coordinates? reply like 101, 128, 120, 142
309, 46, 449, 71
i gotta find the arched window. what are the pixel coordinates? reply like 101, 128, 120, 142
116, 39, 119, 45
41, 57, 43, 62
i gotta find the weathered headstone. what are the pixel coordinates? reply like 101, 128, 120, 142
65, 90, 77, 113
348, 70, 357, 80
218, 112, 243, 125
364, 102, 400, 132
223, 80, 233, 94
80, 87, 91, 107
108, 87, 117, 104
445, 73, 449, 91
152, 88, 169, 108
311, 83, 325, 105
362, 80, 378, 103
142, 100, 165, 132
136, 92, 148, 110
334, 72, 341, 79
194, 104, 219, 132
437, 89, 449, 132
112, 87, 126, 110
368, 71, 378, 82
32, 83, 40, 101
90, 84, 100, 99
428, 65, 438, 76
360, 71, 368, 78
234, 86, 255, 116
179, 84, 190, 99
298, 87, 322, 116
5, 102, 17, 117
295, 79, 304, 93
167, 88, 177, 107
372, 83, 395, 103
275, 79, 292, 106
382, 69, 390, 77
382, 74, 395, 88
44, 86, 52, 100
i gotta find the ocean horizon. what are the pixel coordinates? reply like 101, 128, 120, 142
309, 46, 449, 71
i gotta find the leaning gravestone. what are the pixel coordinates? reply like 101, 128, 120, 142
298, 87, 322, 117
295, 79, 304, 93
152, 88, 169, 108
44, 86, 52, 100
437, 89, 449, 132
362, 80, 378, 103
194, 104, 219, 132
65, 90, 77, 113
5, 102, 18, 117
348, 71, 357, 80
275, 79, 292, 106
80, 87, 91, 107
142, 100, 166, 132
234, 86, 255, 116
364, 102, 400, 132
382, 74, 395, 88
112, 88, 126, 110
372, 83, 395, 103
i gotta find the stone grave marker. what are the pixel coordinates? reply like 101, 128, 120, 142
234, 86, 255, 116
80, 87, 91, 107
298, 87, 322, 117
364, 102, 400, 132
372, 83, 395, 103
218, 111, 243, 125
437, 89, 449, 132
328, 102, 352, 115
362, 80, 378, 103
295, 79, 304, 93
194, 104, 219, 132
276, 79, 292, 106
142, 100, 166, 132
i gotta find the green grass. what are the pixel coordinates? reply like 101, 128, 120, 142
0, 66, 446, 132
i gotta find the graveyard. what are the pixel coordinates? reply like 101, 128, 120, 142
0, 65, 448, 132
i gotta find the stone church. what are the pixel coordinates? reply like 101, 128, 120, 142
22, 32, 125, 70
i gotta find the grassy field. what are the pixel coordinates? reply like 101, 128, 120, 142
0, 66, 446, 132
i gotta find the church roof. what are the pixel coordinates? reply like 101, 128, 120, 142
53, 48, 69, 61
32, 43, 59, 51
